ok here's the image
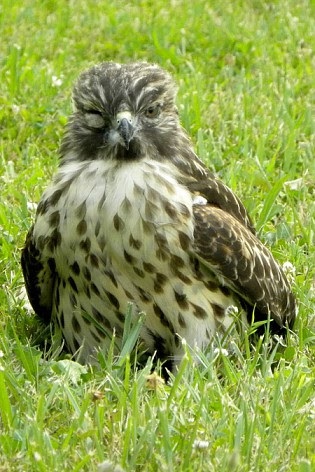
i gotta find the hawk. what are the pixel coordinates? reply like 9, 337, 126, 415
21, 62, 296, 368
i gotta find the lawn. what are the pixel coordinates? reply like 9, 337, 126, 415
0, 0, 314, 470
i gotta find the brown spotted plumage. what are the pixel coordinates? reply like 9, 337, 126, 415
21, 62, 296, 368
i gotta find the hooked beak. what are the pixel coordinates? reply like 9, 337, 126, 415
116, 112, 134, 150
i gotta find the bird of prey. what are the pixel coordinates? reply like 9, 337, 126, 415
21, 62, 296, 368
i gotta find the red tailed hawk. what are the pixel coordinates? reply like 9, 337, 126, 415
21, 62, 296, 368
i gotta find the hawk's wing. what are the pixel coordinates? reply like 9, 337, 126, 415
21, 225, 55, 322
192, 203, 296, 329
187, 177, 256, 235
177, 153, 256, 233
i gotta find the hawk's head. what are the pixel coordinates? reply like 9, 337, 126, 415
60, 62, 186, 163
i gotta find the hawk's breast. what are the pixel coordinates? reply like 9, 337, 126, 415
33, 157, 240, 362
99, 159, 195, 275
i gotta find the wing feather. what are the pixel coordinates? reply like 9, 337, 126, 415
175, 151, 255, 233
21, 225, 55, 322
188, 177, 256, 234
193, 204, 296, 329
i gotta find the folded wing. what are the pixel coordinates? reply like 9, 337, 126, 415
21, 225, 55, 322
193, 203, 296, 329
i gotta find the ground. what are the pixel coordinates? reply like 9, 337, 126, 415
0, 0, 314, 471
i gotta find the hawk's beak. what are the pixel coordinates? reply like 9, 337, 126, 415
116, 112, 134, 150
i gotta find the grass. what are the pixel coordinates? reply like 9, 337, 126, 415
0, 0, 314, 470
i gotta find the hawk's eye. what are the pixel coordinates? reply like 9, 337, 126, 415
145, 105, 160, 118
84, 110, 106, 129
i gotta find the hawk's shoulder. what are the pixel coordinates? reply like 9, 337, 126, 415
174, 152, 255, 233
